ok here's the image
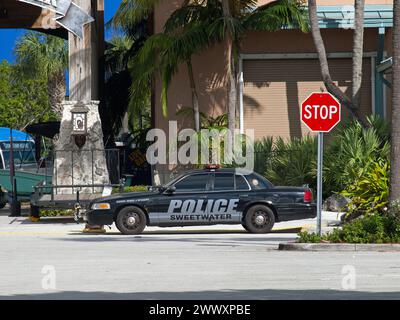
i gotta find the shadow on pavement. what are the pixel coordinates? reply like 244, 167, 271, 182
53, 235, 295, 249
0, 288, 399, 300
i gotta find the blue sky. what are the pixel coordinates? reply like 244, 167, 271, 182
0, 0, 122, 62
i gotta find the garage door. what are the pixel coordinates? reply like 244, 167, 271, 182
243, 58, 372, 140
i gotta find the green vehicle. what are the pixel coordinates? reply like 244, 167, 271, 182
0, 128, 52, 208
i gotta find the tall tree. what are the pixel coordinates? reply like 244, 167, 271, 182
390, 0, 400, 203
352, 0, 365, 110
308, 0, 370, 128
222, 0, 237, 149
0, 61, 53, 129
14, 32, 68, 118
113, 0, 308, 134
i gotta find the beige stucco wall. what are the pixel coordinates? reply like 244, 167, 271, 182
153, 1, 393, 136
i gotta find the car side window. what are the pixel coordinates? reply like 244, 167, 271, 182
246, 173, 272, 190
235, 175, 250, 190
214, 173, 234, 191
174, 174, 209, 191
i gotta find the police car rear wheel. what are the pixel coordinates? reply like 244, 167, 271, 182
244, 205, 275, 233
116, 206, 146, 235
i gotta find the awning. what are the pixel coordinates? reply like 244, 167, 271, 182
25, 122, 61, 139
318, 5, 393, 29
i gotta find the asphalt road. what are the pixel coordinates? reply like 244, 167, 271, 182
0, 209, 399, 300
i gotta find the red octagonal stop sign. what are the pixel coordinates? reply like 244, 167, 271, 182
301, 92, 341, 132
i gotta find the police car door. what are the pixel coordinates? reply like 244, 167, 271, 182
155, 173, 211, 225
206, 172, 250, 224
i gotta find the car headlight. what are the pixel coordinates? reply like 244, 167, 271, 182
92, 203, 111, 210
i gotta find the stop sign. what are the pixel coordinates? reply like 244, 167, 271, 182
301, 92, 341, 132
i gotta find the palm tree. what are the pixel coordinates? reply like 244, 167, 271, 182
165, 0, 308, 145
352, 0, 365, 110
14, 32, 68, 118
114, 0, 308, 136
105, 35, 135, 134
308, 0, 370, 128
390, 0, 400, 203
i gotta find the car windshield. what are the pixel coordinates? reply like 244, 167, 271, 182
1, 142, 36, 168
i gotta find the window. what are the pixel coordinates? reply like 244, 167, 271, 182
174, 174, 209, 191
235, 175, 249, 190
1, 142, 36, 169
214, 173, 234, 191
246, 173, 272, 190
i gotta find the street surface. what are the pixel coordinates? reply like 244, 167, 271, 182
0, 207, 399, 300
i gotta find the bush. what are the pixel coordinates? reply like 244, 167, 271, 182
112, 185, 149, 193
298, 214, 400, 244
254, 137, 273, 175
323, 116, 390, 195
265, 135, 317, 189
40, 209, 74, 217
341, 161, 389, 215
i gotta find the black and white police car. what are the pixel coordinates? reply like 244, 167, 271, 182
86, 166, 316, 235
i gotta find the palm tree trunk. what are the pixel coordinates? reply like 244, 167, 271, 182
308, 0, 370, 128
390, 0, 400, 203
222, 0, 237, 157
187, 59, 201, 131
352, 0, 365, 109
48, 69, 66, 119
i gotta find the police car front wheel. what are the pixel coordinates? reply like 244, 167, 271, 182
115, 206, 147, 235
244, 205, 275, 233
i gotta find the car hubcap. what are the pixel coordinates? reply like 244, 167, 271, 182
252, 210, 269, 228
255, 214, 266, 226
127, 216, 136, 226
123, 212, 139, 229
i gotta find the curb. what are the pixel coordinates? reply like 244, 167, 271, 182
278, 243, 400, 252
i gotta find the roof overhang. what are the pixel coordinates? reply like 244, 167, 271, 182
318, 5, 393, 29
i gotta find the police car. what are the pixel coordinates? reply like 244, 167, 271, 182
87, 167, 316, 235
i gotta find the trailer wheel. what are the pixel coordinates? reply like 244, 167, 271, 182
30, 204, 40, 218
115, 206, 146, 235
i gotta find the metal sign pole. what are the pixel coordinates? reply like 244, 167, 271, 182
316, 131, 323, 236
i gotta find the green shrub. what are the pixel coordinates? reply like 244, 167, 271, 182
298, 214, 400, 244
40, 209, 74, 217
254, 137, 273, 175
323, 116, 390, 195
112, 185, 149, 193
341, 161, 389, 215
265, 135, 317, 188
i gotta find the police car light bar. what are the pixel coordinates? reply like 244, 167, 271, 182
204, 164, 221, 170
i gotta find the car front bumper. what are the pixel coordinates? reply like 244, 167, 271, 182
86, 209, 114, 226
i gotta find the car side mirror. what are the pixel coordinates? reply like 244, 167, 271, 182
164, 186, 176, 194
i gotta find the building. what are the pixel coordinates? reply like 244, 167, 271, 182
153, 0, 393, 141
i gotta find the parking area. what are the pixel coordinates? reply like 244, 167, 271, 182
0, 207, 399, 300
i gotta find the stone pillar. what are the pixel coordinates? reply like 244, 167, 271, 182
54, 101, 109, 194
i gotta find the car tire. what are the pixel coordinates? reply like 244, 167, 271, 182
115, 206, 147, 235
244, 205, 275, 234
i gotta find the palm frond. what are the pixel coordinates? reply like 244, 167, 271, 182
243, 0, 309, 32
111, 0, 165, 28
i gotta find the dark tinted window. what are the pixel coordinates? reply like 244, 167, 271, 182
174, 174, 209, 191
246, 173, 272, 189
235, 175, 249, 190
214, 173, 234, 191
